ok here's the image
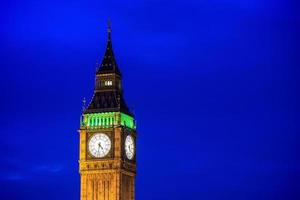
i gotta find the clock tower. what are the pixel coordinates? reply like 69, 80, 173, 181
79, 24, 136, 200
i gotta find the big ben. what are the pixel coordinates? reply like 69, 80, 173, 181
78, 23, 136, 200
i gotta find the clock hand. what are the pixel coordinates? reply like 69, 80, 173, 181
129, 146, 133, 153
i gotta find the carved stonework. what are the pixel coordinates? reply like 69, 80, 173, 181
79, 126, 136, 200
122, 161, 136, 173
80, 160, 122, 171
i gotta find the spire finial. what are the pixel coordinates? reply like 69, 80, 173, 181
107, 18, 112, 33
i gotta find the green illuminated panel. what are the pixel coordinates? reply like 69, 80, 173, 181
81, 112, 135, 129
120, 113, 135, 129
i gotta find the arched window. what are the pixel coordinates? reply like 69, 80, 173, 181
104, 81, 113, 86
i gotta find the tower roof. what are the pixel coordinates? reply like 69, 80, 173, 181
83, 22, 133, 117
83, 91, 132, 115
96, 23, 122, 76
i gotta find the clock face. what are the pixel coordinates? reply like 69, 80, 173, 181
125, 135, 135, 160
88, 133, 111, 158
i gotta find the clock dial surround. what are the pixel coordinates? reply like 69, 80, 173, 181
125, 135, 135, 160
88, 133, 111, 158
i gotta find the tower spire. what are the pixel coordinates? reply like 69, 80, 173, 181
107, 18, 112, 42
84, 21, 132, 116
107, 18, 112, 34
96, 20, 121, 76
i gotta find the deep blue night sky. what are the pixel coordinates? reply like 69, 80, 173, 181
0, 0, 299, 199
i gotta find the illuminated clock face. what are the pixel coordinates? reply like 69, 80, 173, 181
125, 135, 135, 160
88, 133, 111, 158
